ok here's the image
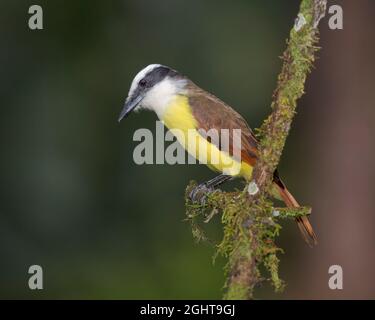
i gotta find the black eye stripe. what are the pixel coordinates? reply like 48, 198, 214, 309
138, 66, 178, 90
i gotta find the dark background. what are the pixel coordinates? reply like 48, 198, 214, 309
0, 0, 374, 299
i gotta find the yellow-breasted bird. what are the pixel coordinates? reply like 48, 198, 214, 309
119, 64, 317, 245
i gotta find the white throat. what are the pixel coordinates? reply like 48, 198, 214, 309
140, 77, 187, 118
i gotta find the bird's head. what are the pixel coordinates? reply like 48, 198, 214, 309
118, 64, 187, 122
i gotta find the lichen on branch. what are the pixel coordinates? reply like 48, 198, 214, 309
184, 0, 327, 300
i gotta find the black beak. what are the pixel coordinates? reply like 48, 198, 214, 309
118, 95, 143, 122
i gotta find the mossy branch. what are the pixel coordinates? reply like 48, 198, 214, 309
184, 0, 327, 299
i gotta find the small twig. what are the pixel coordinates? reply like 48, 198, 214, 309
272, 206, 312, 219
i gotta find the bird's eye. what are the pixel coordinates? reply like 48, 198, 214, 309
139, 79, 147, 87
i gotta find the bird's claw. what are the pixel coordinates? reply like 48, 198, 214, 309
189, 183, 215, 205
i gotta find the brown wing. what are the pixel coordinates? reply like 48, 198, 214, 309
187, 82, 258, 166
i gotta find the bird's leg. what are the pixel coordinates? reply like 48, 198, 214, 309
189, 174, 232, 203
205, 174, 233, 188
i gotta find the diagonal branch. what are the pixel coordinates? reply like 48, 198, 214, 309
184, 0, 327, 300
224, 0, 327, 299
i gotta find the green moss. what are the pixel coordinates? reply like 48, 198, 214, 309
185, 182, 288, 299
264, 253, 285, 293
224, 282, 253, 301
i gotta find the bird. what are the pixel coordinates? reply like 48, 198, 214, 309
118, 64, 317, 246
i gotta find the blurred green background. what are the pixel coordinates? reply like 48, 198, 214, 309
1, 0, 374, 299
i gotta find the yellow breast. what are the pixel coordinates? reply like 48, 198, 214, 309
160, 95, 253, 179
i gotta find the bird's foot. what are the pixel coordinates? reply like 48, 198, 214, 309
189, 183, 215, 205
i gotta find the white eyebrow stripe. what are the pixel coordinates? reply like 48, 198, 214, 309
128, 64, 162, 98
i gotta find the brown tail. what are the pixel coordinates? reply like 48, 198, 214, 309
273, 172, 317, 246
